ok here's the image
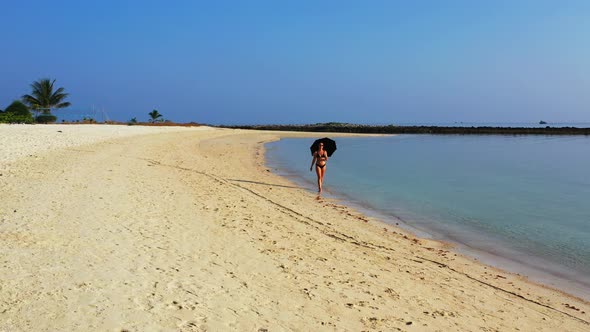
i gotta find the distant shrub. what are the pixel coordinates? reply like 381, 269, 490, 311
82, 117, 96, 124
127, 117, 138, 126
0, 112, 34, 124
35, 114, 57, 123
0, 101, 34, 123
5, 101, 31, 116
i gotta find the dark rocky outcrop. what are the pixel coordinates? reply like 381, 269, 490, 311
221, 123, 590, 135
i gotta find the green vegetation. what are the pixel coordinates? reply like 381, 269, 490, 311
148, 109, 163, 123
35, 114, 58, 124
22, 78, 70, 123
5, 100, 32, 117
82, 116, 96, 123
1, 78, 194, 125
0, 100, 34, 123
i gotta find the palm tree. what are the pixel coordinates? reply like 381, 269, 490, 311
148, 109, 163, 123
22, 78, 71, 116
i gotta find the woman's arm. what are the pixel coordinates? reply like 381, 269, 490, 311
310, 153, 317, 171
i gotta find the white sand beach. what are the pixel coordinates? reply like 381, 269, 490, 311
0, 124, 588, 331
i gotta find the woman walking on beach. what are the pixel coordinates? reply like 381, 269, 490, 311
310, 142, 328, 193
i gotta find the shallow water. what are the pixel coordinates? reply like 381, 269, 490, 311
265, 135, 590, 298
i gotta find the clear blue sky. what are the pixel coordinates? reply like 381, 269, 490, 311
1, 1, 589, 124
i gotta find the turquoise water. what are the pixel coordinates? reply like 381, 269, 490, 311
266, 135, 590, 297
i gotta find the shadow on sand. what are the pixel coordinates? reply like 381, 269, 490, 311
227, 178, 300, 189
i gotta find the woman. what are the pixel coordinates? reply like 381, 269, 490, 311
310, 142, 328, 193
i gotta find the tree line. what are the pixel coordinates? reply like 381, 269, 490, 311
224, 123, 590, 135
1, 78, 166, 124
0, 79, 70, 124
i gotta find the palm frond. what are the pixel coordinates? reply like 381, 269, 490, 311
21, 94, 41, 109
55, 102, 71, 109
30, 82, 42, 99
50, 92, 69, 104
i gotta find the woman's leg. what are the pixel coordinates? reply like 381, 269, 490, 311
319, 165, 327, 191
315, 165, 322, 192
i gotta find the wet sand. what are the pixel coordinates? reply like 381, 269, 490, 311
0, 124, 588, 331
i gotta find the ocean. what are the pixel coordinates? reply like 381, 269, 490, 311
265, 134, 590, 299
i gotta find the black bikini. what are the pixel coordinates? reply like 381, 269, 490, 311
315, 152, 327, 168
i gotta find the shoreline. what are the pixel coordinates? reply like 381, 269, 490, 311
1, 125, 588, 330
264, 136, 590, 302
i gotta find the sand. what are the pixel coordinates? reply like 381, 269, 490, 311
0, 124, 588, 331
